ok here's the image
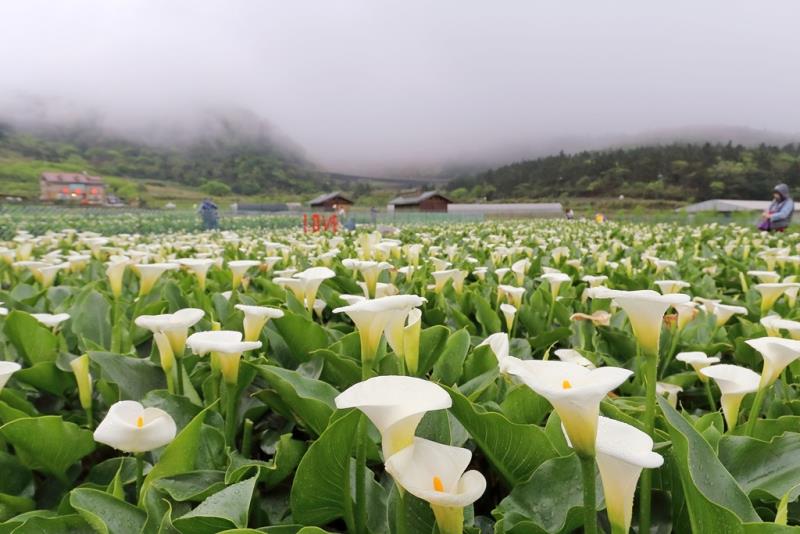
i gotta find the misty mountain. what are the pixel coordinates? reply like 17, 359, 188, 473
447, 141, 800, 203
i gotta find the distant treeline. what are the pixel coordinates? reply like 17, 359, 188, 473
0, 123, 328, 195
447, 143, 800, 202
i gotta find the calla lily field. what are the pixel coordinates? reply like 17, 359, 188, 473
2, 220, 800, 533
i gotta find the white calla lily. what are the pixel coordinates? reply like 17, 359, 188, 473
501, 358, 632, 456
700, 364, 760, 430
105, 256, 131, 298
133, 262, 178, 296
177, 258, 215, 290
294, 266, 336, 311
234, 304, 284, 342
592, 289, 689, 356
745, 337, 800, 389
479, 332, 510, 365
135, 308, 205, 355
93, 400, 176, 453
0, 361, 21, 391
186, 330, 261, 384
31, 312, 70, 329
760, 315, 800, 339
713, 303, 748, 327
654, 280, 690, 294
755, 283, 800, 314
500, 303, 516, 331
554, 348, 595, 369
333, 294, 426, 364
593, 417, 664, 534
335, 376, 452, 457
676, 351, 719, 382
384, 437, 486, 534
228, 260, 260, 290
656, 382, 683, 408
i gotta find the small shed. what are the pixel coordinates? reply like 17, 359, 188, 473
679, 199, 771, 213
388, 191, 452, 212
308, 192, 353, 212
40, 172, 106, 205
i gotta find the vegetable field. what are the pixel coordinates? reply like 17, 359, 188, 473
0, 220, 799, 533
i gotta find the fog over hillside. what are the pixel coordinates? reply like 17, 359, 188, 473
2, 1, 800, 177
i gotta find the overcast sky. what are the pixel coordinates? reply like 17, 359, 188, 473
1, 0, 799, 174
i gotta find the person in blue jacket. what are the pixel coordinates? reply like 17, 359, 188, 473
760, 183, 794, 232
198, 198, 219, 230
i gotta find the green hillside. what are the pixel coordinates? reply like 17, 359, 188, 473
447, 142, 800, 203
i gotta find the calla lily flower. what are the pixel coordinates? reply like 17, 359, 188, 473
592, 417, 664, 534
541, 272, 571, 298
342, 259, 392, 298
748, 270, 781, 284
712, 303, 747, 327
501, 358, 632, 456
0, 361, 21, 391
333, 294, 426, 364
70, 354, 93, 411
186, 330, 262, 384
570, 311, 611, 327
755, 283, 800, 314
177, 258, 215, 290
745, 337, 800, 388
511, 258, 531, 285
106, 256, 131, 298
582, 275, 608, 288
93, 400, 177, 453
431, 269, 468, 294
494, 267, 511, 282
38, 263, 68, 288
135, 308, 205, 355
500, 303, 516, 331
760, 315, 800, 339
334, 375, 452, 457
384, 308, 423, 373
479, 332, 510, 365
592, 289, 689, 357
656, 382, 683, 408
274, 277, 306, 302
498, 284, 525, 307
234, 304, 285, 342
700, 364, 760, 429
693, 297, 720, 314
133, 262, 178, 296
654, 280, 690, 294
31, 312, 70, 329
293, 266, 336, 310
384, 437, 486, 534
228, 260, 260, 290
674, 301, 700, 331
676, 351, 719, 382
554, 348, 595, 368
313, 298, 327, 320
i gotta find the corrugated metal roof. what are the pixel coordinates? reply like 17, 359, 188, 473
308, 192, 352, 206
40, 172, 104, 184
680, 199, 771, 213
388, 191, 451, 206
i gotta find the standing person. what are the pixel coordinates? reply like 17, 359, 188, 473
759, 183, 794, 232
565, 208, 575, 220
198, 198, 219, 230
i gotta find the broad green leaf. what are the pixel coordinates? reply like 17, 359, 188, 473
272, 311, 330, 364
432, 328, 471, 385
3, 310, 58, 364
446, 387, 557, 485
255, 364, 338, 437
658, 396, 761, 530
473, 294, 501, 335
140, 404, 212, 502
226, 433, 307, 488
493, 454, 602, 534
70, 488, 146, 534
14, 362, 73, 396
70, 290, 111, 350
0, 416, 94, 480
290, 409, 360, 527
88, 351, 167, 401
153, 470, 226, 502
415, 325, 449, 377
719, 432, 800, 502
172, 476, 257, 534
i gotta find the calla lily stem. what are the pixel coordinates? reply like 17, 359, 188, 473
355, 416, 368, 534
134, 453, 144, 502
395, 488, 408, 534
111, 298, 122, 353
639, 352, 658, 534
704, 381, 717, 412
242, 418, 254, 457
579, 454, 597, 534
224, 381, 238, 449
745, 387, 767, 436
175, 358, 185, 396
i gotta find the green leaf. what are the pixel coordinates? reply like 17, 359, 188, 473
172, 476, 257, 534
140, 404, 212, 503
719, 432, 800, 502
153, 470, 226, 502
432, 328, 471, 385
658, 396, 761, 529
70, 488, 146, 534
446, 387, 557, 485
2, 310, 58, 365
415, 326, 449, 377
88, 351, 167, 401
473, 294, 501, 335
272, 311, 330, 364
4, 514, 94, 533
255, 365, 338, 437
226, 433, 307, 488
70, 290, 111, 350
290, 409, 360, 527
0, 416, 94, 480
493, 454, 601, 534
14, 362, 73, 396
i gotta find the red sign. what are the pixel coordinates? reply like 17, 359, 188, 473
303, 213, 338, 233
